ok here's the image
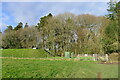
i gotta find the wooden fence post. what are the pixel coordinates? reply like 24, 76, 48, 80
97, 72, 102, 80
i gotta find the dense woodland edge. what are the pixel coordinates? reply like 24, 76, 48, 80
0, 1, 120, 56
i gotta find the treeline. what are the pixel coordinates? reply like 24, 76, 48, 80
1, 1, 120, 55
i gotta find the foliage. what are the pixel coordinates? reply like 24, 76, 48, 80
2, 12, 115, 55
24, 23, 29, 28
36, 13, 53, 31
35, 13, 53, 49
102, 1, 120, 54
98, 57, 106, 62
4, 25, 13, 33
14, 22, 23, 31
2, 31, 21, 49
109, 53, 119, 61
18, 27, 38, 48
2, 1, 120, 55
107, 0, 118, 20
2, 27, 38, 49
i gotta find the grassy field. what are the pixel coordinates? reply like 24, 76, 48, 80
2, 58, 118, 78
1, 49, 118, 78
2, 49, 52, 58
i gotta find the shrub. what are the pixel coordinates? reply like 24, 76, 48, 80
98, 57, 106, 62
109, 53, 119, 61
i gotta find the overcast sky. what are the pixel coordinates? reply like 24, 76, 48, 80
1, 2, 109, 32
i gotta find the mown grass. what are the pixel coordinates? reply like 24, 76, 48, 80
1, 49, 118, 78
2, 49, 52, 58
2, 58, 118, 78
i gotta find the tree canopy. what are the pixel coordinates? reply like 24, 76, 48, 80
2, 1, 120, 55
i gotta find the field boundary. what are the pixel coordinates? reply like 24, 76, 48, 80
0, 57, 74, 61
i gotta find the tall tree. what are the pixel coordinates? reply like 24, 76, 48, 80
2, 31, 21, 49
36, 13, 53, 49
14, 22, 23, 30
4, 25, 13, 33
24, 23, 29, 28
107, 0, 118, 20
102, 0, 120, 54
44, 13, 76, 55
18, 27, 38, 48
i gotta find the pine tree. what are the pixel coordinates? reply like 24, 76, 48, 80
14, 22, 23, 30
24, 23, 29, 28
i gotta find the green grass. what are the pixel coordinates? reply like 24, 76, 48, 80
2, 58, 118, 78
2, 49, 52, 58
1, 49, 118, 78
78, 56, 94, 61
